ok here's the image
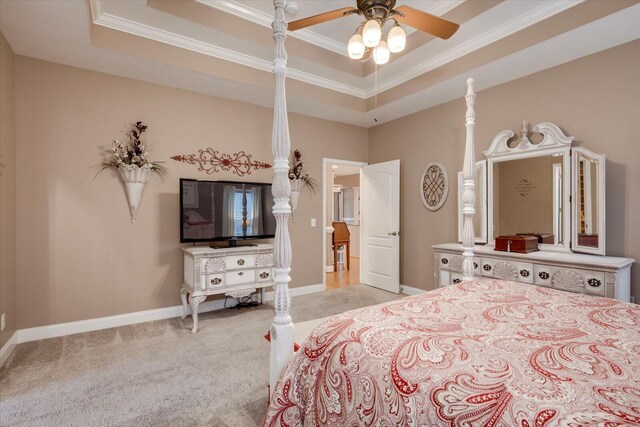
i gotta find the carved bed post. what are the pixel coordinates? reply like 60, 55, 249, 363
269, 0, 295, 398
462, 78, 476, 281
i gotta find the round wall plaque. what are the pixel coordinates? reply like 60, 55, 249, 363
420, 162, 449, 211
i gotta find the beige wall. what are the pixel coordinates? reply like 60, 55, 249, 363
334, 174, 360, 188
0, 32, 17, 347
369, 39, 640, 299
14, 56, 368, 329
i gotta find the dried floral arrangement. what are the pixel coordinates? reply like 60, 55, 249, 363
288, 149, 318, 193
97, 121, 167, 178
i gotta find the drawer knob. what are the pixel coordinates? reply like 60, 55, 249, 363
441, 258, 449, 265
473, 262, 478, 269
238, 272, 244, 276
237, 259, 245, 266
520, 270, 530, 278
483, 264, 492, 272
260, 272, 270, 279
211, 278, 222, 285
587, 278, 601, 287
538, 272, 549, 280
452, 278, 462, 285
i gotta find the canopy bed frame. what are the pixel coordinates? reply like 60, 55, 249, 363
265, 0, 479, 393
265, 3, 638, 424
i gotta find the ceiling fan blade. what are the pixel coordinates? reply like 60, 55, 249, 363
394, 6, 459, 40
288, 7, 357, 31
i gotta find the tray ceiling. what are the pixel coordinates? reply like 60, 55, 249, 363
1, 0, 639, 127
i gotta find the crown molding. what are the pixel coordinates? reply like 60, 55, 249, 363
90, 0, 586, 101
196, 0, 465, 53
364, 0, 585, 97
89, 0, 368, 98
195, 0, 348, 55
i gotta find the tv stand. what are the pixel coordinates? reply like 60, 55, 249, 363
180, 244, 274, 332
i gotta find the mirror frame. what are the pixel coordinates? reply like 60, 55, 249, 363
571, 147, 606, 255
458, 160, 487, 244
485, 122, 573, 253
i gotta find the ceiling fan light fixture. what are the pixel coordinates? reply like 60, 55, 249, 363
373, 40, 390, 65
387, 23, 406, 53
347, 32, 366, 59
362, 19, 382, 48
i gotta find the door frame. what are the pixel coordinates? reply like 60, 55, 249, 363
322, 158, 368, 292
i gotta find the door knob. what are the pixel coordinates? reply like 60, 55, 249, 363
388, 231, 399, 236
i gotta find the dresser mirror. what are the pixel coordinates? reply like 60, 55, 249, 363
571, 147, 606, 255
460, 121, 605, 255
491, 154, 565, 246
457, 161, 487, 243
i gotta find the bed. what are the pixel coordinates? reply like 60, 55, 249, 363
263, 1, 639, 425
264, 279, 640, 426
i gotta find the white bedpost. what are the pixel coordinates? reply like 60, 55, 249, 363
462, 78, 476, 281
269, 0, 295, 398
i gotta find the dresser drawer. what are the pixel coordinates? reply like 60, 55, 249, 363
225, 269, 256, 286
206, 273, 225, 289
257, 268, 273, 282
450, 272, 464, 285
514, 262, 534, 284
533, 265, 552, 287
225, 255, 257, 270
550, 267, 605, 296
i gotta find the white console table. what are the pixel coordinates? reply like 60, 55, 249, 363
433, 243, 634, 302
181, 244, 274, 333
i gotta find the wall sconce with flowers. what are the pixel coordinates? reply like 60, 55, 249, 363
288, 149, 317, 221
97, 122, 167, 223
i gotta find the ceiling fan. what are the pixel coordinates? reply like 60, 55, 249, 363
287, 0, 460, 64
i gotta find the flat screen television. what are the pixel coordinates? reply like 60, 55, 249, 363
180, 179, 276, 245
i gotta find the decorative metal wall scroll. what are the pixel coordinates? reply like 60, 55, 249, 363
171, 149, 271, 176
420, 162, 449, 211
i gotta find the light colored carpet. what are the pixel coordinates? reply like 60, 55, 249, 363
0, 285, 400, 426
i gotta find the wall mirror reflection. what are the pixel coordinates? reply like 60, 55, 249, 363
491, 155, 564, 246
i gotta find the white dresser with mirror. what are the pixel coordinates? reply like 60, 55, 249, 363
436, 121, 635, 302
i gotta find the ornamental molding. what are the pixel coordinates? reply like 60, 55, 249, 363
171, 149, 271, 176
552, 269, 584, 290
256, 254, 274, 267
204, 258, 225, 273
493, 261, 518, 280
484, 121, 573, 158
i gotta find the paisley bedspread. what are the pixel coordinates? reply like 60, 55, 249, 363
263, 279, 640, 426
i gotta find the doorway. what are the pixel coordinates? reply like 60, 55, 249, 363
323, 159, 365, 291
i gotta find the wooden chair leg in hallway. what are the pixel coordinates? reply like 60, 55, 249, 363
346, 244, 350, 270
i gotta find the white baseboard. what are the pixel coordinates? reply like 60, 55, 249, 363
400, 284, 425, 296
0, 283, 323, 367
0, 331, 18, 368
325, 265, 334, 273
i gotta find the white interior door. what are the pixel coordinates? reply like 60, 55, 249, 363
361, 160, 400, 293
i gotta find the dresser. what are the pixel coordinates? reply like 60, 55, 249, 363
433, 243, 634, 302
181, 244, 274, 332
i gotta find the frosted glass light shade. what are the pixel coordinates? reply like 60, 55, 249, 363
362, 19, 382, 48
387, 24, 406, 53
348, 33, 365, 59
373, 40, 390, 65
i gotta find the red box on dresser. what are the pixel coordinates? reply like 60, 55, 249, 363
495, 235, 539, 253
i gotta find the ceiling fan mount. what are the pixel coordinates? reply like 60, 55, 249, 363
287, 1, 459, 64
356, 0, 397, 22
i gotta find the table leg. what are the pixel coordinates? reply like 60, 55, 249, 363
180, 288, 189, 319
189, 295, 206, 333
